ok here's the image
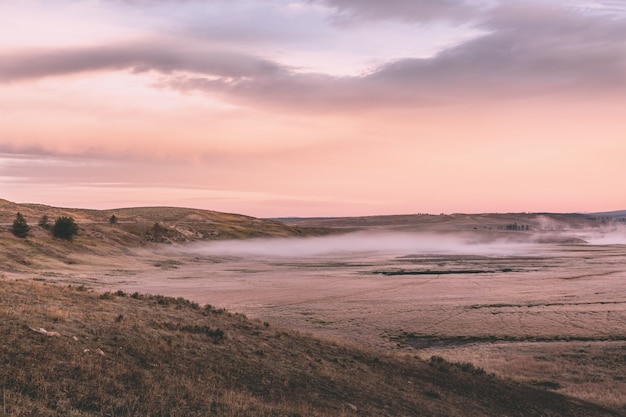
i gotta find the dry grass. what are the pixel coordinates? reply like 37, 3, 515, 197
2, 199, 626, 415
412, 340, 626, 409
1, 278, 623, 417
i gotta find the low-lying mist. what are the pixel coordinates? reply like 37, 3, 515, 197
172, 225, 626, 259
570, 229, 626, 245
163, 230, 586, 259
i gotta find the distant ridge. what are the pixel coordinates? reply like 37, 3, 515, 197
591, 210, 626, 218
275, 212, 608, 232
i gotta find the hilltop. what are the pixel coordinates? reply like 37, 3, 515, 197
592, 210, 626, 219
0, 277, 622, 417
0, 198, 326, 241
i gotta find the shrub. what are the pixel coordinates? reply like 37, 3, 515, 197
11, 212, 30, 238
457, 362, 486, 375
152, 222, 166, 241
52, 216, 79, 240
424, 390, 441, 399
38, 214, 51, 229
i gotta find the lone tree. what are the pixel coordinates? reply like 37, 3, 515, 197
152, 222, 166, 241
52, 216, 79, 240
11, 212, 30, 238
109, 214, 118, 225
38, 214, 51, 229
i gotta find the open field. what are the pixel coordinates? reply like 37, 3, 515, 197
1, 202, 625, 413
3, 231, 626, 411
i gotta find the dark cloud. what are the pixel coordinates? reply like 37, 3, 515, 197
366, 7, 626, 98
111, 0, 199, 4
168, 5, 626, 110
0, 42, 286, 83
2, 3, 625, 111
313, 0, 479, 24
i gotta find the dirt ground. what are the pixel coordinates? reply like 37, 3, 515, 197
4, 232, 626, 408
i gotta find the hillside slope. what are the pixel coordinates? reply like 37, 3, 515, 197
1, 278, 622, 417
0, 198, 324, 240
0, 199, 328, 272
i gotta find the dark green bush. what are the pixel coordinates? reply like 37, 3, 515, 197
52, 216, 79, 240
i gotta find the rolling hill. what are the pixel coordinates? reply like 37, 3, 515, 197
0, 199, 329, 272
0, 198, 326, 241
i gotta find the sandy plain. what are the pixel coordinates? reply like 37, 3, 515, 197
4, 229, 626, 409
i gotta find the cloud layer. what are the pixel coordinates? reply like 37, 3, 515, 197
1, 0, 625, 216
2, 2, 624, 111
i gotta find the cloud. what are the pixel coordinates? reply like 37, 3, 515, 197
2, 2, 625, 111
366, 5, 626, 97
166, 4, 626, 110
0, 42, 287, 83
314, 0, 480, 24
160, 2, 626, 109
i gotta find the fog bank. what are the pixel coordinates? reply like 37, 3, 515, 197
171, 225, 626, 259
179, 232, 544, 258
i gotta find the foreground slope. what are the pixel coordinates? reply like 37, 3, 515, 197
1, 278, 622, 417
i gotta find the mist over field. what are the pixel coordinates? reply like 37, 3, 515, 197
182, 232, 539, 258
572, 229, 626, 245
178, 227, 626, 259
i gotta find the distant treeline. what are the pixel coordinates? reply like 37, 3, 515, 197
501, 223, 530, 231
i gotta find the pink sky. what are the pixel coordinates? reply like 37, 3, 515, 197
1, 0, 625, 217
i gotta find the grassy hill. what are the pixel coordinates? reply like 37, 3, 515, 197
0, 198, 326, 241
0, 199, 328, 272
1, 277, 623, 417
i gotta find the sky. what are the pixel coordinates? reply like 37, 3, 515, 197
1, 0, 625, 217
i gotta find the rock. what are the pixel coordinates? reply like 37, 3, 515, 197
29, 326, 61, 337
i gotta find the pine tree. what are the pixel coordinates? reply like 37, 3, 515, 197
52, 216, 79, 240
38, 214, 50, 229
11, 212, 30, 238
